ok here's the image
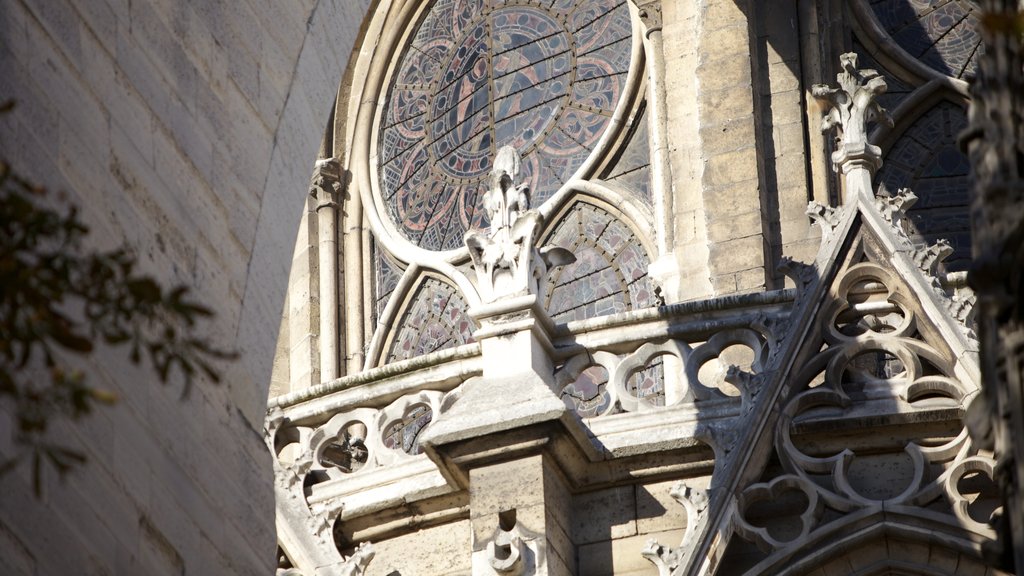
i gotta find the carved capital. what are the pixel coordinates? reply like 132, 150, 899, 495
309, 157, 344, 208
812, 53, 894, 177
633, 0, 663, 35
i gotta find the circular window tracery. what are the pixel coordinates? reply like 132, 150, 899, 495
378, 0, 634, 251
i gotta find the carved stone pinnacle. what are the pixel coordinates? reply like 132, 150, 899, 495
812, 53, 894, 177
465, 145, 575, 305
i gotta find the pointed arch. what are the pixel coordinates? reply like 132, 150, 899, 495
371, 270, 476, 367
876, 97, 972, 270
748, 513, 1002, 575
540, 196, 657, 323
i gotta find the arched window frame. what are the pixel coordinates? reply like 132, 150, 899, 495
332, 0, 667, 372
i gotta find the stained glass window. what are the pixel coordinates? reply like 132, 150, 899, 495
851, 41, 914, 113
876, 101, 971, 271
385, 277, 476, 362
544, 202, 656, 323
603, 105, 652, 207
560, 365, 613, 417
869, 0, 981, 79
378, 0, 634, 251
374, 243, 404, 323
626, 357, 665, 406
382, 404, 434, 455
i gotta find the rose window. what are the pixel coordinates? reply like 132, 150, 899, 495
378, 0, 634, 251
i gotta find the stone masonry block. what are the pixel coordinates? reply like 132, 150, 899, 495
772, 121, 806, 158
844, 538, 890, 570
703, 0, 747, 32
707, 210, 763, 243
577, 528, 685, 576
697, 54, 752, 93
710, 273, 737, 294
705, 147, 759, 189
703, 25, 750, 63
768, 61, 801, 94
773, 152, 810, 189
819, 554, 855, 575
889, 537, 930, 567
636, 478, 706, 535
769, 91, 806, 124
780, 216, 815, 244
699, 118, 757, 156
699, 178, 760, 215
734, 267, 767, 292
703, 86, 755, 124
709, 235, 765, 274
573, 486, 637, 545
759, 4, 799, 64
927, 542, 961, 571
366, 520, 472, 576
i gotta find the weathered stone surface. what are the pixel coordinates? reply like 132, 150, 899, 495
0, 0, 369, 573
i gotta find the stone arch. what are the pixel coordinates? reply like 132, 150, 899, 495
540, 195, 658, 323
751, 514, 999, 576
245, 1, 376, 408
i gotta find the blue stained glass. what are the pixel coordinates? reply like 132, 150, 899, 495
870, 0, 982, 79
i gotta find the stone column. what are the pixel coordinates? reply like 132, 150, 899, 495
310, 157, 343, 382
634, 0, 681, 302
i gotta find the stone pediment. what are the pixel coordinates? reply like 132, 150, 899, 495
663, 186, 989, 575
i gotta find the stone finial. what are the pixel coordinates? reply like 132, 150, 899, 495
465, 145, 575, 304
813, 53, 894, 176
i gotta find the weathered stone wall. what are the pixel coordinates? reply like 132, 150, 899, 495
0, 0, 369, 572
345, 475, 709, 576
660, 0, 827, 299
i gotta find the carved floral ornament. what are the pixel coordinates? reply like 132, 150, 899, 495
465, 146, 576, 304
813, 52, 894, 174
